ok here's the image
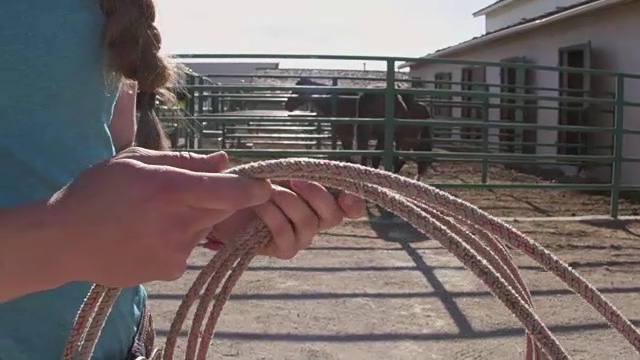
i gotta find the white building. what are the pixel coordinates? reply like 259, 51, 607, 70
399, 0, 640, 185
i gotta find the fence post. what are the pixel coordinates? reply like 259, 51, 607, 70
183, 74, 196, 149
384, 59, 396, 172
190, 76, 204, 149
330, 77, 339, 151
610, 74, 625, 218
197, 77, 204, 115
481, 92, 490, 184
186, 74, 196, 116
411, 77, 425, 168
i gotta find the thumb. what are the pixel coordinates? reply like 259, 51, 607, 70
117, 147, 229, 173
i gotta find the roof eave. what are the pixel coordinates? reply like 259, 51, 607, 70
397, 25, 523, 70
472, 0, 516, 17
398, 0, 625, 70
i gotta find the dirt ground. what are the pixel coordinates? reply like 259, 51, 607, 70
145, 218, 640, 360
141, 154, 640, 359
224, 155, 640, 218
398, 161, 640, 218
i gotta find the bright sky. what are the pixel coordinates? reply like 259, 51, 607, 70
155, 0, 494, 71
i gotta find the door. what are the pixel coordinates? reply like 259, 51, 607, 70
500, 56, 537, 154
558, 41, 592, 157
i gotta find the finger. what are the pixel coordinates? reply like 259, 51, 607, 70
161, 208, 236, 254
206, 208, 256, 244
186, 208, 239, 235
269, 185, 319, 250
120, 148, 230, 173
253, 200, 298, 259
153, 168, 272, 210
290, 180, 343, 230
271, 179, 291, 188
191, 227, 218, 249
338, 192, 367, 219
175, 228, 213, 258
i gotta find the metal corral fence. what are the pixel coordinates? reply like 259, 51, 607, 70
157, 54, 640, 218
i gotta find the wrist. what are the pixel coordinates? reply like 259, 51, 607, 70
0, 199, 79, 302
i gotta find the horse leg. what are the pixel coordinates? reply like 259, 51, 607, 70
339, 124, 355, 163
339, 135, 354, 163
373, 126, 407, 173
392, 127, 408, 173
393, 145, 407, 173
415, 125, 434, 181
327, 124, 339, 161
328, 124, 351, 163
371, 130, 385, 169
356, 124, 372, 167
393, 137, 413, 175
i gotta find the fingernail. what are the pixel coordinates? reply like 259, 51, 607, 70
207, 151, 228, 161
207, 151, 223, 156
206, 152, 229, 172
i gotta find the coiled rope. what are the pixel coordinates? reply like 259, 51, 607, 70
61, 158, 640, 360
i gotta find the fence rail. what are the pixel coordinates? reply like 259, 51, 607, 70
155, 53, 640, 218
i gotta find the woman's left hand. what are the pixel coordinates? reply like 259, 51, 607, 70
206, 180, 366, 259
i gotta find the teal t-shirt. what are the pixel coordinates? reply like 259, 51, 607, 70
0, 1, 146, 359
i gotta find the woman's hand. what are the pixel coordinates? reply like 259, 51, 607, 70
48, 148, 272, 288
207, 180, 366, 259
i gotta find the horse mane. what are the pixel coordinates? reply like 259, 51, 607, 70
294, 76, 360, 104
399, 93, 414, 106
295, 77, 329, 87
295, 77, 360, 96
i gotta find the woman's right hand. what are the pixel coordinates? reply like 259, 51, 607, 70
49, 148, 271, 288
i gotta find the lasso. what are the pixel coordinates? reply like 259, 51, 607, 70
61, 158, 640, 360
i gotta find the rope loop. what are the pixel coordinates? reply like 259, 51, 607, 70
61, 158, 640, 360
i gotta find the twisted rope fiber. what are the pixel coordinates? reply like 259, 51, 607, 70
179, 178, 548, 360
62, 158, 640, 360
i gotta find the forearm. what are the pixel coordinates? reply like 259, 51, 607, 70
110, 82, 138, 153
0, 200, 74, 303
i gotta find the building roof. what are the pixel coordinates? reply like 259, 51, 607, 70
473, 0, 518, 17
178, 61, 280, 85
250, 68, 413, 91
399, 0, 626, 69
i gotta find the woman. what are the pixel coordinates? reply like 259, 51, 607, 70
0, 1, 365, 359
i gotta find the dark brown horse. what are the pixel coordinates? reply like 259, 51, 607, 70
284, 78, 434, 180
355, 91, 410, 169
400, 93, 434, 180
356, 91, 434, 180
283, 77, 358, 159
282, 78, 412, 167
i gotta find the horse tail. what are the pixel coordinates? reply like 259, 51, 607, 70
416, 102, 434, 165
357, 92, 375, 116
355, 93, 376, 165
414, 102, 433, 146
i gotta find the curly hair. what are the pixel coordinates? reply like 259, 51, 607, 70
99, 0, 183, 151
